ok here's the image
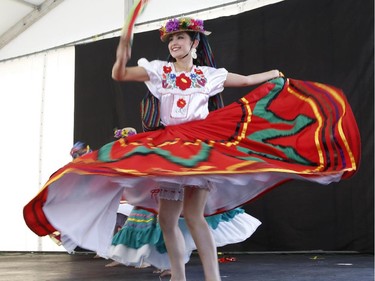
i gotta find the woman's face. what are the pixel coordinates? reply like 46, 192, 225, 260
168, 32, 193, 59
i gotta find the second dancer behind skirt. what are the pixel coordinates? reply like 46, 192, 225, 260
107, 206, 261, 271
24, 16, 360, 277
71, 141, 133, 237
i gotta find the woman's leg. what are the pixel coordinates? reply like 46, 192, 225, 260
183, 187, 221, 281
158, 197, 185, 281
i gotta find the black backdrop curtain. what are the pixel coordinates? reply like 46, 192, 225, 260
74, 0, 374, 253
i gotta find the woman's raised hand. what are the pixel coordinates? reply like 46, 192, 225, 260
112, 35, 132, 80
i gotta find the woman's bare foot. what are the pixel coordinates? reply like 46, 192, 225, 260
136, 263, 150, 268
160, 269, 171, 277
105, 261, 121, 267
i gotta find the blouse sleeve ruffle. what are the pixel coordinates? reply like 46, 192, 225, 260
201, 66, 228, 97
137, 58, 164, 99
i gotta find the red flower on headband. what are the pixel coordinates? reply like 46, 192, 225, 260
176, 73, 191, 90
189, 19, 204, 31
177, 98, 186, 108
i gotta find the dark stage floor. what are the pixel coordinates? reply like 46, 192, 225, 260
0, 251, 373, 281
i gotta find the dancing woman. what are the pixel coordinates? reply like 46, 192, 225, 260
24, 17, 360, 281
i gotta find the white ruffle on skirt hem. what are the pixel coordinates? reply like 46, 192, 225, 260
107, 212, 261, 269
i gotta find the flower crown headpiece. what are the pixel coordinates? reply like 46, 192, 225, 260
114, 127, 137, 139
159, 17, 211, 42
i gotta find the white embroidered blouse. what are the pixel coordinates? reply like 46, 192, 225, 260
138, 58, 228, 126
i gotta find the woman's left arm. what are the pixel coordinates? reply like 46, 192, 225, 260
224, 69, 281, 87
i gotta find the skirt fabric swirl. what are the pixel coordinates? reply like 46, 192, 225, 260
23, 77, 360, 257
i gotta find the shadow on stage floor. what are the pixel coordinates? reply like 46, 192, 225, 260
0, 251, 373, 281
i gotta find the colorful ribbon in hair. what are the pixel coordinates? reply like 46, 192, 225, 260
122, 0, 150, 45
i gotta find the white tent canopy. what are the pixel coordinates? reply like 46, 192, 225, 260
0, 0, 284, 61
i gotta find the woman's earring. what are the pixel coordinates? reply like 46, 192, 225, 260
191, 48, 197, 59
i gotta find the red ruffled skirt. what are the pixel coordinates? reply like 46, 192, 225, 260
23, 77, 360, 256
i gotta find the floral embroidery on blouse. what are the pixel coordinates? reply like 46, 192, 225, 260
162, 65, 207, 90
176, 98, 187, 109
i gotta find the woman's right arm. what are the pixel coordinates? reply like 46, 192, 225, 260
111, 37, 149, 82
